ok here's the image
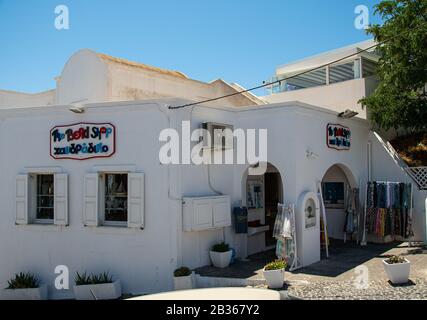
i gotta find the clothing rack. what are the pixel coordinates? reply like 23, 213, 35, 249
361, 180, 414, 246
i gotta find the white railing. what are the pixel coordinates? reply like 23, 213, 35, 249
374, 132, 427, 190
405, 167, 427, 190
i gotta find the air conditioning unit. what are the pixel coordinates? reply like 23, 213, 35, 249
201, 122, 234, 150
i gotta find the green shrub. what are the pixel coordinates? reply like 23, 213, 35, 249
211, 242, 230, 253
264, 260, 286, 271
174, 267, 191, 277
386, 255, 407, 264
7, 272, 39, 289
75, 271, 113, 285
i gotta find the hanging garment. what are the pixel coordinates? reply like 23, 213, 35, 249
376, 183, 387, 208
344, 188, 361, 235
282, 206, 293, 239
276, 238, 294, 260
273, 205, 293, 239
273, 206, 284, 239
367, 182, 375, 208
386, 182, 392, 209
274, 205, 296, 260
276, 239, 283, 258
393, 183, 401, 208
344, 210, 354, 233
402, 183, 412, 209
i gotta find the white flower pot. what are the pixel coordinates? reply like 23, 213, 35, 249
209, 250, 232, 268
73, 280, 122, 300
383, 259, 411, 284
263, 268, 284, 289
173, 274, 193, 291
1, 284, 48, 300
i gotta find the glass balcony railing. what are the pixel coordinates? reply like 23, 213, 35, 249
266, 58, 376, 95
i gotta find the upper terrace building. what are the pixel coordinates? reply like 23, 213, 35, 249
262, 40, 379, 120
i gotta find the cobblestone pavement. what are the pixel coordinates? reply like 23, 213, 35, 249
286, 278, 427, 300
197, 241, 427, 300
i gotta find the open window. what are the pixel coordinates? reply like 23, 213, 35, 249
83, 172, 144, 229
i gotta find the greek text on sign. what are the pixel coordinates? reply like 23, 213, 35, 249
50, 123, 116, 160
327, 124, 351, 150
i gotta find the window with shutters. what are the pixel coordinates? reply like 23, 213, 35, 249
15, 171, 68, 226
83, 171, 144, 229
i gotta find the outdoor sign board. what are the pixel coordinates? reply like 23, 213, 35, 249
50, 122, 115, 160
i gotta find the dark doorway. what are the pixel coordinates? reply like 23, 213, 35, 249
264, 172, 281, 247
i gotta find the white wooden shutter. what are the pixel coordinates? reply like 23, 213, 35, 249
83, 174, 99, 226
15, 174, 29, 225
54, 174, 69, 226
212, 197, 231, 228
192, 198, 213, 231
127, 173, 145, 229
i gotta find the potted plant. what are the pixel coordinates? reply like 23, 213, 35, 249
1, 272, 48, 300
209, 242, 232, 268
383, 255, 411, 284
263, 260, 286, 289
73, 271, 122, 300
173, 267, 193, 291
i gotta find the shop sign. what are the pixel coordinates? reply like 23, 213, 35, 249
327, 124, 351, 150
50, 122, 115, 160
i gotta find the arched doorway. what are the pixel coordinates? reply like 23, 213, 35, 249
242, 163, 284, 255
321, 164, 358, 242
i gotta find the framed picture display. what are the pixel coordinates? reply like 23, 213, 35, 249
322, 182, 345, 209
247, 180, 263, 209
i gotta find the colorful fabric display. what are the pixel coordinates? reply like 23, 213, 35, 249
365, 181, 413, 239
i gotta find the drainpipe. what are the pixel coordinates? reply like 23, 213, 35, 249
367, 141, 372, 182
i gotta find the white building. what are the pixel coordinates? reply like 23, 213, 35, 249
0, 47, 425, 299
0, 49, 264, 109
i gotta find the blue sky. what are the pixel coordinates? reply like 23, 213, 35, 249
0, 0, 382, 94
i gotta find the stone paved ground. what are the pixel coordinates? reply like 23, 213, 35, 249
280, 242, 426, 300
286, 278, 427, 300
197, 241, 427, 300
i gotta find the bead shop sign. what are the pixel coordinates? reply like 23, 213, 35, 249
327, 123, 351, 150
50, 123, 116, 160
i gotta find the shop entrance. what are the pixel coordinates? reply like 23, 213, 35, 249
321, 164, 359, 246
244, 163, 283, 256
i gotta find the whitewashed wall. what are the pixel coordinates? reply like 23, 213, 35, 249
0, 99, 424, 299
176, 102, 372, 268
0, 102, 176, 299
56, 50, 110, 105
0, 89, 55, 108
261, 77, 378, 120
